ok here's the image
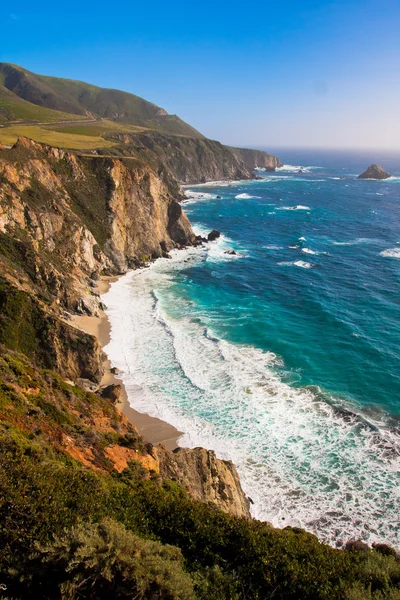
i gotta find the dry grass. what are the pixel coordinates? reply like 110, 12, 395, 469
0, 125, 117, 149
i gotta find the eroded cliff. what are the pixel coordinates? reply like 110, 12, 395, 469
0, 137, 250, 519
100, 131, 281, 183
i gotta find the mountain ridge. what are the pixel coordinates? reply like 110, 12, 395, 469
0, 62, 205, 138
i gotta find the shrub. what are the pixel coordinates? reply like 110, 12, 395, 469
34, 518, 196, 600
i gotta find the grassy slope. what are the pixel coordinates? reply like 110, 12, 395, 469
0, 85, 86, 125
0, 63, 204, 139
0, 124, 118, 149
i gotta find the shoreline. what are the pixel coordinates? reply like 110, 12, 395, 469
72, 275, 183, 451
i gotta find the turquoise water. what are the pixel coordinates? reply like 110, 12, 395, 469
104, 149, 400, 548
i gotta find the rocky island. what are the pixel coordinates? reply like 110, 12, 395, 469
0, 63, 398, 600
358, 164, 391, 179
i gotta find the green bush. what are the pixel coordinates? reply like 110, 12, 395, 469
34, 518, 196, 600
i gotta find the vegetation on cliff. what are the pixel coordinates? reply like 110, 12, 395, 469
1, 346, 400, 599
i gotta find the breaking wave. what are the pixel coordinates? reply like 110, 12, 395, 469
103, 254, 400, 549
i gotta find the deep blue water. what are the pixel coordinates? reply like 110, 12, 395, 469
184, 149, 400, 417
104, 148, 400, 548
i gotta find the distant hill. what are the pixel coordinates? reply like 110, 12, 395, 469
0, 63, 204, 138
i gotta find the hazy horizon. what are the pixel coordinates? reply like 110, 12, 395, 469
1, 0, 399, 150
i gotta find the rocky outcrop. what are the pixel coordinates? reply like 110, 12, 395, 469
156, 446, 251, 518
101, 131, 281, 184
0, 137, 195, 306
208, 230, 221, 241
358, 164, 391, 179
228, 146, 282, 171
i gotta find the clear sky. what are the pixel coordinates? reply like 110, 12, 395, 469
1, 0, 399, 149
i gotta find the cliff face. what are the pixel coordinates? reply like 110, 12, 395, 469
0, 137, 249, 519
0, 137, 194, 312
229, 146, 282, 171
101, 131, 281, 183
157, 446, 250, 518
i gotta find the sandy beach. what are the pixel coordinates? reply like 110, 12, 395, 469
72, 276, 182, 451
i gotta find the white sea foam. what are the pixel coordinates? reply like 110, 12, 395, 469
102, 252, 400, 550
183, 179, 243, 188
184, 190, 218, 202
278, 260, 314, 268
302, 248, 317, 255
299, 237, 306, 241
380, 248, 400, 259
276, 164, 321, 173
278, 205, 311, 211
333, 238, 378, 246
235, 193, 261, 199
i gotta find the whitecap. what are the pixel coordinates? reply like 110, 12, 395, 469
278, 260, 314, 268
299, 236, 306, 241
380, 248, 400, 259
184, 190, 217, 202
302, 248, 317, 255
235, 193, 261, 199
276, 164, 321, 173
278, 205, 311, 211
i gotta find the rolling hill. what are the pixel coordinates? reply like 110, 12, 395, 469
0, 63, 204, 138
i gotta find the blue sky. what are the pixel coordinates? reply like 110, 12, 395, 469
1, 0, 399, 149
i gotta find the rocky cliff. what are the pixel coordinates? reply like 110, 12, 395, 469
0, 137, 250, 519
228, 146, 281, 171
156, 446, 250, 518
0, 137, 194, 313
100, 131, 281, 183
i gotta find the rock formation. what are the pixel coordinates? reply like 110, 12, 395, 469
156, 446, 251, 518
101, 131, 281, 184
208, 229, 221, 241
358, 164, 391, 179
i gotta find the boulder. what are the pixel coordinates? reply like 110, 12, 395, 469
358, 164, 391, 179
100, 383, 122, 403
208, 230, 221, 241
345, 540, 370, 553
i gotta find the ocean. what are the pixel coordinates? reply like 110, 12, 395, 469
103, 148, 400, 549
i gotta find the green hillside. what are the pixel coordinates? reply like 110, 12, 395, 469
0, 63, 204, 138
0, 84, 86, 125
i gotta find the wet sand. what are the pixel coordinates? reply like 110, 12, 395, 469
72, 276, 182, 451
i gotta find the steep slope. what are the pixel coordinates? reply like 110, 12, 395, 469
101, 130, 281, 183
0, 83, 86, 125
0, 63, 204, 138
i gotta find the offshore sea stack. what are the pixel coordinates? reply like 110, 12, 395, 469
358, 164, 391, 179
